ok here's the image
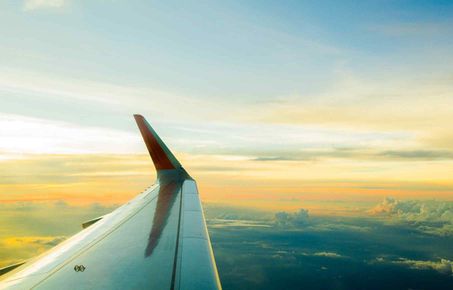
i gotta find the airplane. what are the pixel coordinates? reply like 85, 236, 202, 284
0, 115, 222, 290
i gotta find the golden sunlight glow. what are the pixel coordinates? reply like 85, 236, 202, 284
1, 153, 452, 214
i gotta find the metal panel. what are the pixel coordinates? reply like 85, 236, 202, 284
176, 180, 222, 290
33, 181, 182, 290
179, 239, 220, 290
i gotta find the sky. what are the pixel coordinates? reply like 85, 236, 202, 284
1, 1, 453, 288
0, 0, 453, 213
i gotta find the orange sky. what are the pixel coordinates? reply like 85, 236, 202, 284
1, 152, 452, 215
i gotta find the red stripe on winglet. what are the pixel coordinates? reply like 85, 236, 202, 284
134, 115, 175, 170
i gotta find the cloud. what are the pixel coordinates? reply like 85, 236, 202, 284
250, 67, 453, 164
369, 197, 453, 235
369, 197, 453, 222
299, 251, 347, 259
206, 205, 372, 233
253, 156, 297, 162
23, 0, 67, 11
369, 22, 453, 37
207, 219, 271, 229
312, 252, 345, 258
375, 257, 453, 275
252, 148, 453, 162
396, 258, 453, 275
0, 114, 140, 155
368, 197, 405, 215
377, 150, 453, 160
204, 204, 274, 221
0, 68, 239, 124
274, 209, 310, 227
0, 153, 154, 205
30, 236, 66, 247
0, 200, 117, 212
0, 201, 119, 268
0, 236, 67, 267
307, 223, 371, 233
2, 236, 66, 249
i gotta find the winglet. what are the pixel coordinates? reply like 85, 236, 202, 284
134, 114, 182, 172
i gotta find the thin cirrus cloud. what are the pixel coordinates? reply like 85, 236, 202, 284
0, 68, 241, 126
23, 0, 67, 11
254, 68, 453, 130
368, 21, 453, 37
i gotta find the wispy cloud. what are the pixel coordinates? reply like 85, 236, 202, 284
255, 69, 453, 132
0, 68, 238, 123
369, 21, 453, 37
0, 154, 153, 204
0, 113, 140, 154
0, 236, 66, 267
374, 257, 453, 275
23, 0, 67, 11
377, 150, 453, 160
252, 148, 453, 162
395, 258, 453, 275
312, 252, 345, 259
3, 236, 66, 248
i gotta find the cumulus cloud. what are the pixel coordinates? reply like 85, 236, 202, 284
369, 197, 453, 222
274, 209, 309, 227
24, 0, 67, 11
369, 197, 453, 235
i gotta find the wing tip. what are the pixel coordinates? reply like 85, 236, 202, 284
133, 114, 181, 172
133, 114, 144, 120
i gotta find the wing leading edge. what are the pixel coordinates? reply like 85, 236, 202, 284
0, 115, 222, 290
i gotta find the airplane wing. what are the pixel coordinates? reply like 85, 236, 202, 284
0, 115, 222, 290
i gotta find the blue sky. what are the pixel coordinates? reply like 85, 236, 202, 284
2, 0, 452, 119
